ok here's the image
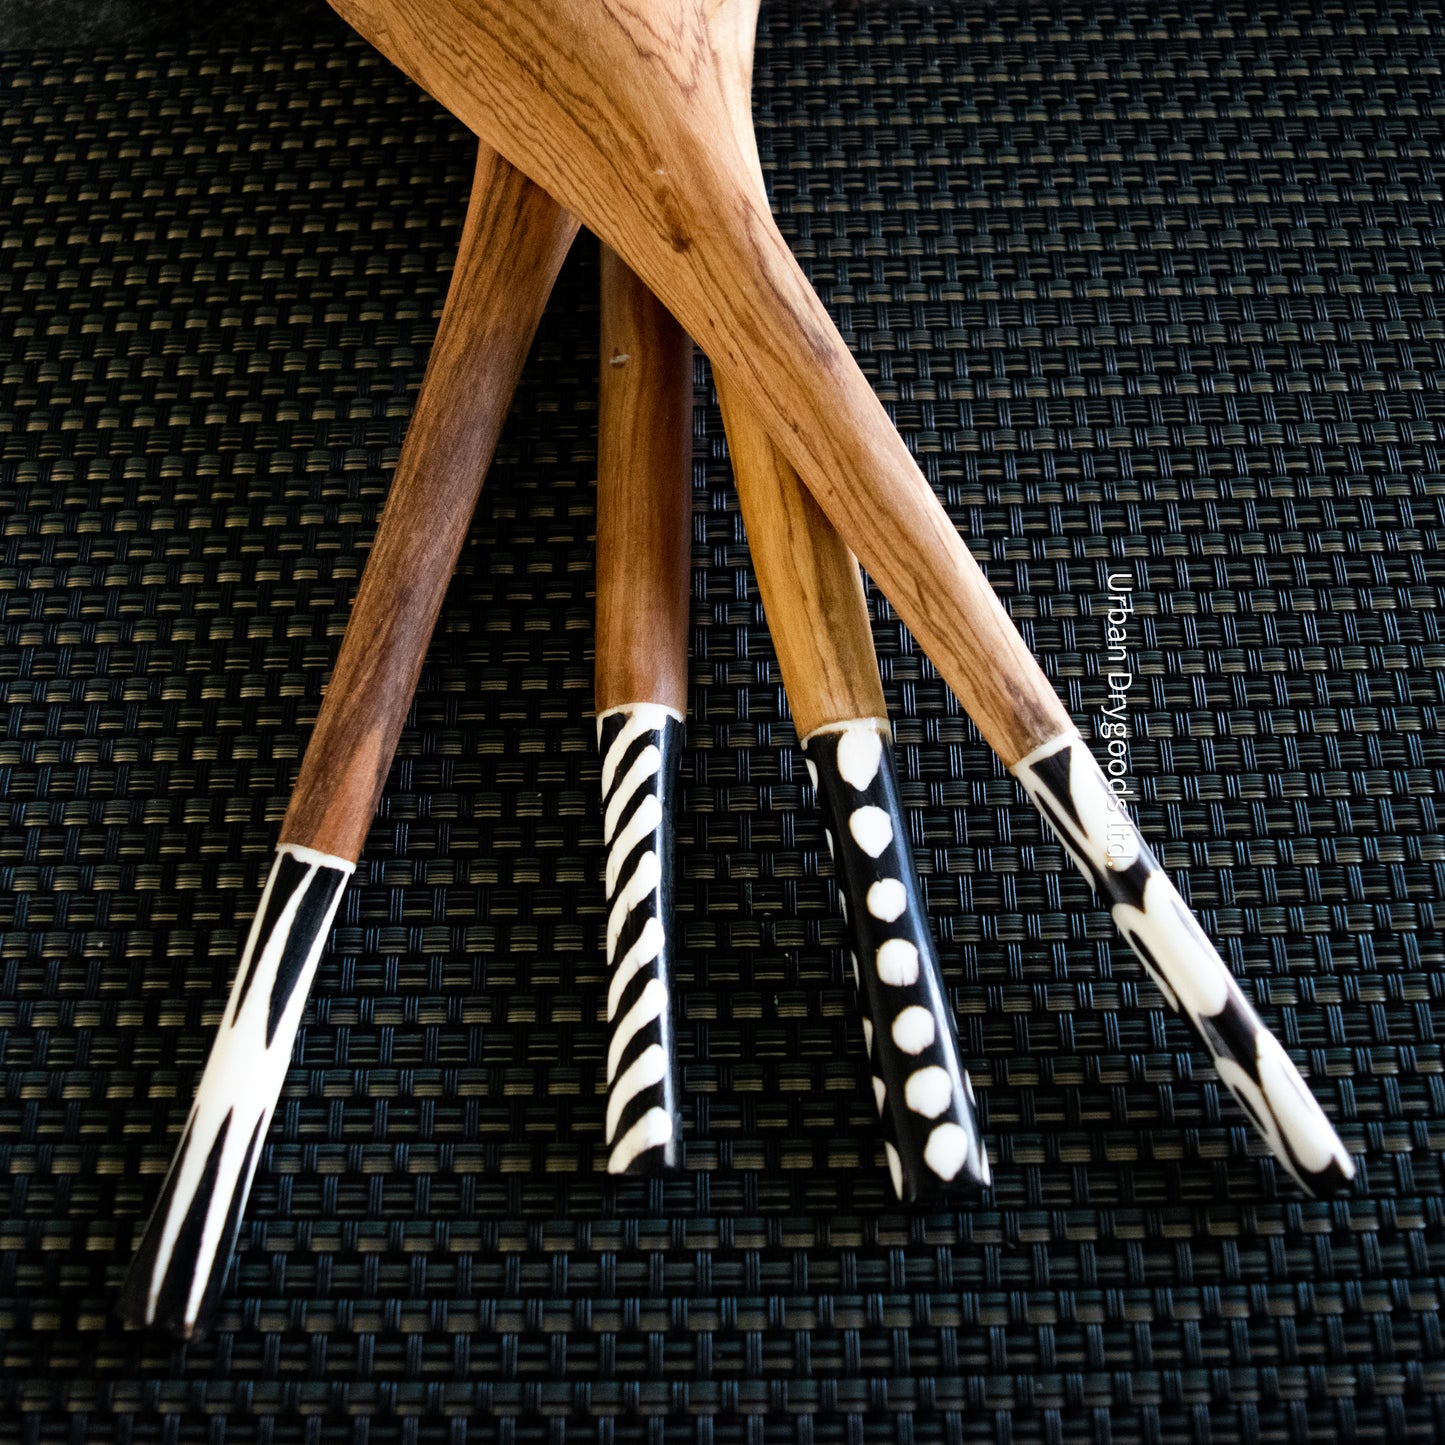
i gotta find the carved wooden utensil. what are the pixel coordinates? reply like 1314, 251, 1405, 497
705, 39, 989, 1201
331, 0, 1354, 1194
593, 245, 691, 1175
116, 149, 579, 1341
726, 393, 991, 1201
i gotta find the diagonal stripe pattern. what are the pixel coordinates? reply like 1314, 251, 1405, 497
597, 704, 684, 1174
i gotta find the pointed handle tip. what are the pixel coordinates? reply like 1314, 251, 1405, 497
114, 846, 352, 1343
1303, 1157, 1356, 1199
605, 1113, 683, 1176
1013, 734, 1359, 1199
113, 1266, 209, 1344
883, 1081, 992, 1205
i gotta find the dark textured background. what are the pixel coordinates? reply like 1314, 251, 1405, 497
2, 1, 1444, 1439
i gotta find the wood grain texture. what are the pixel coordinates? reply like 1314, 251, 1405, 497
280, 147, 578, 859
720, 388, 885, 737
594, 245, 693, 717
712, 10, 885, 739
326, 0, 1077, 765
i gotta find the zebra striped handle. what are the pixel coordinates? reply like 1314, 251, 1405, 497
598, 704, 684, 1173
115, 845, 353, 1339
1013, 733, 1355, 1196
804, 721, 990, 1201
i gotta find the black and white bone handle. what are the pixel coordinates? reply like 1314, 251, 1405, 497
116, 148, 580, 1338
1013, 733, 1355, 1195
705, 26, 988, 1202
597, 705, 685, 1173
804, 720, 989, 1200
593, 246, 691, 1174
114, 845, 352, 1337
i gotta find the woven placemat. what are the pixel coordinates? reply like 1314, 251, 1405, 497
2, 2, 1443, 1439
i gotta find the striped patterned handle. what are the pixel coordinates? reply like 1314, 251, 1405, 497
598, 704, 684, 1173
804, 721, 990, 1200
1013, 733, 1355, 1196
115, 845, 353, 1339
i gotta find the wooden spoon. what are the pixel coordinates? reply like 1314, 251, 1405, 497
327, 0, 1069, 760
115, 148, 579, 1340
329, 0, 1354, 1195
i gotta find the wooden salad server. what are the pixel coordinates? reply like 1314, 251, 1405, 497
330, 0, 1355, 1194
709, 55, 987, 1200
593, 245, 691, 1175
115, 149, 579, 1340
727, 406, 991, 1201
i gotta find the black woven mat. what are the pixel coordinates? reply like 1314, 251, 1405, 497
3, 2, 1444, 1440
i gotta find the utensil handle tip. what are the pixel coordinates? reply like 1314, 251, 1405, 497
804, 720, 991, 1201
116, 845, 353, 1339
599, 704, 685, 1174
1013, 733, 1355, 1197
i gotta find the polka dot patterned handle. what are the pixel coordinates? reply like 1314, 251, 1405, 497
803, 721, 990, 1201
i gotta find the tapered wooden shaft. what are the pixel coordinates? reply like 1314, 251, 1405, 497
593, 247, 690, 1174
328, 0, 1074, 767
721, 393, 883, 736
711, 36, 987, 1200
117, 149, 579, 1341
709, 11, 879, 738
595, 246, 693, 718
281, 149, 580, 859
